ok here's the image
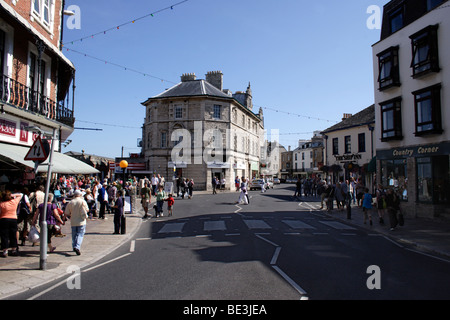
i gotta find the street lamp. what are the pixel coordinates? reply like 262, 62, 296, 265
119, 160, 128, 188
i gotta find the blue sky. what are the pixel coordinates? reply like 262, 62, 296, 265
62, 0, 389, 158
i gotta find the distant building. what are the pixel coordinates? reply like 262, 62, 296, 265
292, 132, 324, 179
140, 71, 264, 190
372, 0, 450, 218
321, 106, 375, 189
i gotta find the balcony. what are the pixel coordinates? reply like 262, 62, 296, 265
0, 74, 74, 127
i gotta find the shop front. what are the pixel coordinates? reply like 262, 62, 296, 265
377, 141, 450, 219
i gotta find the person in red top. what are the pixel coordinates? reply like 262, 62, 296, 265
166, 194, 174, 217
0, 190, 22, 257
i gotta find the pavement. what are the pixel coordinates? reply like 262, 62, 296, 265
1, 191, 450, 300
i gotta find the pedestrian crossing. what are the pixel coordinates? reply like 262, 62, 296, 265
151, 216, 360, 237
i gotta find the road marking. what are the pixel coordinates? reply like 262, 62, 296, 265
282, 220, 316, 230
158, 223, 185, 233
204, 220, 226, 231
255, 234, 279, 247
271, 247, 282, 265
130, 240, 135, 253
319, 221, 356, 230
244, 219, 271, 230
272, 265, 308, 296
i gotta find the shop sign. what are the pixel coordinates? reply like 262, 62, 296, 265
0, 118, 16, 137
377, 142, 450, 159
334, 153, 362, 161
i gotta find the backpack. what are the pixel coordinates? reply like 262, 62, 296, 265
17, 196, 31, 218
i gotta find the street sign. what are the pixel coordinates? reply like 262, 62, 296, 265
24, 137, 50, 162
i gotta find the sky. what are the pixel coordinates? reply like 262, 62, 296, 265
62, 0, 390, 159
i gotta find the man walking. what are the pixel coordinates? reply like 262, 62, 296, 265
65, 190, 89, 255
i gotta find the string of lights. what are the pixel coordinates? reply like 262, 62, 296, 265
64, 47, 177, 84
256, 105, 339, 124
63, 0, 190, 45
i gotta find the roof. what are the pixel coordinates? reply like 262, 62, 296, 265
321, 105, 375, 134
142, 79, 231, 103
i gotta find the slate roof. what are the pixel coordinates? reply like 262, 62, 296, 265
321, 105, 375, 134
143, 79, 231, 103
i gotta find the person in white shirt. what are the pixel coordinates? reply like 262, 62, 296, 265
65, 190, 89, 255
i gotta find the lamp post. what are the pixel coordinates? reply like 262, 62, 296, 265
119, 160, 128, 189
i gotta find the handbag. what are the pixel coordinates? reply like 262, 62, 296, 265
28, 226, 40, 243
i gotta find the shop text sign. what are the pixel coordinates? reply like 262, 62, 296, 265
378, 142, 450, 159
0, 118, 16, 137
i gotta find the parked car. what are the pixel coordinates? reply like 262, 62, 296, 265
273, 178, 281, 185
249, 179, 268, 191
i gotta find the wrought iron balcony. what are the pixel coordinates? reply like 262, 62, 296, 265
0, 74, 74, 126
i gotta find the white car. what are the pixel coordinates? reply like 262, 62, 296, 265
249, 179, 267, 191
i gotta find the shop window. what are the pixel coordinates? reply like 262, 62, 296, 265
417, 156, 450, 204
381, 159, 408, 200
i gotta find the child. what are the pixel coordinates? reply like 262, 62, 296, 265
166, 194, 174, 217
362, 188, 373, 226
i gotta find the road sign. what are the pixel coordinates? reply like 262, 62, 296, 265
24, 137, 50, 162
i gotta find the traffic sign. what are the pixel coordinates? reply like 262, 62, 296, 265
24, 137, 50, 162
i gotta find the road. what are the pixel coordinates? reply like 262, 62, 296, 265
10, 185, 450, 301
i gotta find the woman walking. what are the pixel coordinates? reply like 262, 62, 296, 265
0, 190, 22, 257
32, 193, 65, 253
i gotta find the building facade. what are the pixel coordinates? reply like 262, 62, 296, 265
0, 0, 81, 184
321, 106, 376, 189
141, 71, 264, 191
372, 0, 450, 218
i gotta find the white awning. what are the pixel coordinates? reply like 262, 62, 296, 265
0, 143, 99, 174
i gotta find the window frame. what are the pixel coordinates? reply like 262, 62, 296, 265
358, 133, 366, 153
413, 84, 442, 136
380, 97, 403, 141
332, 138, 339, 155
389, 6, 404, 34
377, 46, 400, 91
410, 25, 440, 78
344, 136, 351, 154
31, 0, 55, 31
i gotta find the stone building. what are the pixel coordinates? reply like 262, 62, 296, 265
141, 71, 264, 191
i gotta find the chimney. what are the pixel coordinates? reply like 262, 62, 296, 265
342, 113, 352, 121
205, 71, 223, 91
181, 73, 197, 82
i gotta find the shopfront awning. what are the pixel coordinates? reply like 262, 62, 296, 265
0, 143, 99, 174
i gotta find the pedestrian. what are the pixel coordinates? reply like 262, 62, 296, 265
32, 193, 65, 253
155, 185, 166, 217
84, 189, 95, 219
107, 182, 118, 214
335, 182, 345, 211
237, 178, 249, 205
166, 194, 175, 217
64, 190, 89, 255
140, 182, 152, 219
187, 179, 194, 199
294, 178, 302, 198
212, 176, 217, 195
375, 184, 386, 225
97, 182, 108, 219
0, 190, 22, 257
385, 188, 400, 231
362, 188, 373, 226
235, 176, 240, 192
356, 178, 365, 207
113, 190, 125, 234
17, 187, 32, 246
325, 184, 335, 212
151, 174, 159, 196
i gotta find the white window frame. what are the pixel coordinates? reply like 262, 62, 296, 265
31, 0, 55, 34
27, 44, 51, 97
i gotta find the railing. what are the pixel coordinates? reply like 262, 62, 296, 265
0, 74, 74, 126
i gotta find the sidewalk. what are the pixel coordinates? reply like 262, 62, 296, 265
0, 201, 145, 300
322, 203, 450, 260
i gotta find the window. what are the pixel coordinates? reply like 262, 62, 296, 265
417, 156, 450, 204
332, 138, 339, 155
358, 133, 366, 153
175, 106, 183, 119
380, 97, 402, 141
213, 105, 221, 119
344, 136, 351, 154
413, 84, 442, 135
410, 25, 440, 78
427, 0, 444, 11
389, 6, 404, 34
160, 132, 167, 148
32, 0, 53, 28
381, 159, 408, 200
0, 30, 5, 75
377, 46, 400, 90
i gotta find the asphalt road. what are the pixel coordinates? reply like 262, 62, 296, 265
10, 185, 450, 301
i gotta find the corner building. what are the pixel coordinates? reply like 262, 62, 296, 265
372, 0, 450, 218
141, 71, 264, 191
